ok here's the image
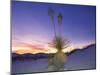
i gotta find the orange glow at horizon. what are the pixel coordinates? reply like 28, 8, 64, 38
12, 39, 95, 54
12, 45, 87, 54
13, 46, 58, 54
15, 49, 49, 54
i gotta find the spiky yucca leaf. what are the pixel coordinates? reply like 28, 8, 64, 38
50, 36, 70, 51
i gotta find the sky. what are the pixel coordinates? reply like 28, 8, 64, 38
12, 1, 96, 54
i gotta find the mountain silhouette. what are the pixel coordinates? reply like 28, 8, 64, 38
12, 44, 96, 63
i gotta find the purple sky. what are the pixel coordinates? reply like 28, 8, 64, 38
12, 1, 96, 52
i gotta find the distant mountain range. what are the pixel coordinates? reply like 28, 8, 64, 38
12, 52, 49, 61
12, 44, 96, 62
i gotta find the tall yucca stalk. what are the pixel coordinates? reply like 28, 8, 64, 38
48, 8, 57, 69
58, 13, 63, 37
48, 8, 56, 38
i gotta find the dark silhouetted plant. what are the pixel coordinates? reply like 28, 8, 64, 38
48, 8, 70, 71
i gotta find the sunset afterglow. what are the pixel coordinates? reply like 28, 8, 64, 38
12, 1, 96, 54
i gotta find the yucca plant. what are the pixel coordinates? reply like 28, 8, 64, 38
48, 8, 70, 71
49, 36, 69, 71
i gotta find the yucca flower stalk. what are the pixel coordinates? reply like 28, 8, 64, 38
58, 13, 63, 37
48, 8, 57, 69
48, 8, 57, 38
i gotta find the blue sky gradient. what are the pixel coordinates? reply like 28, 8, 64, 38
12, 1, 96, 52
